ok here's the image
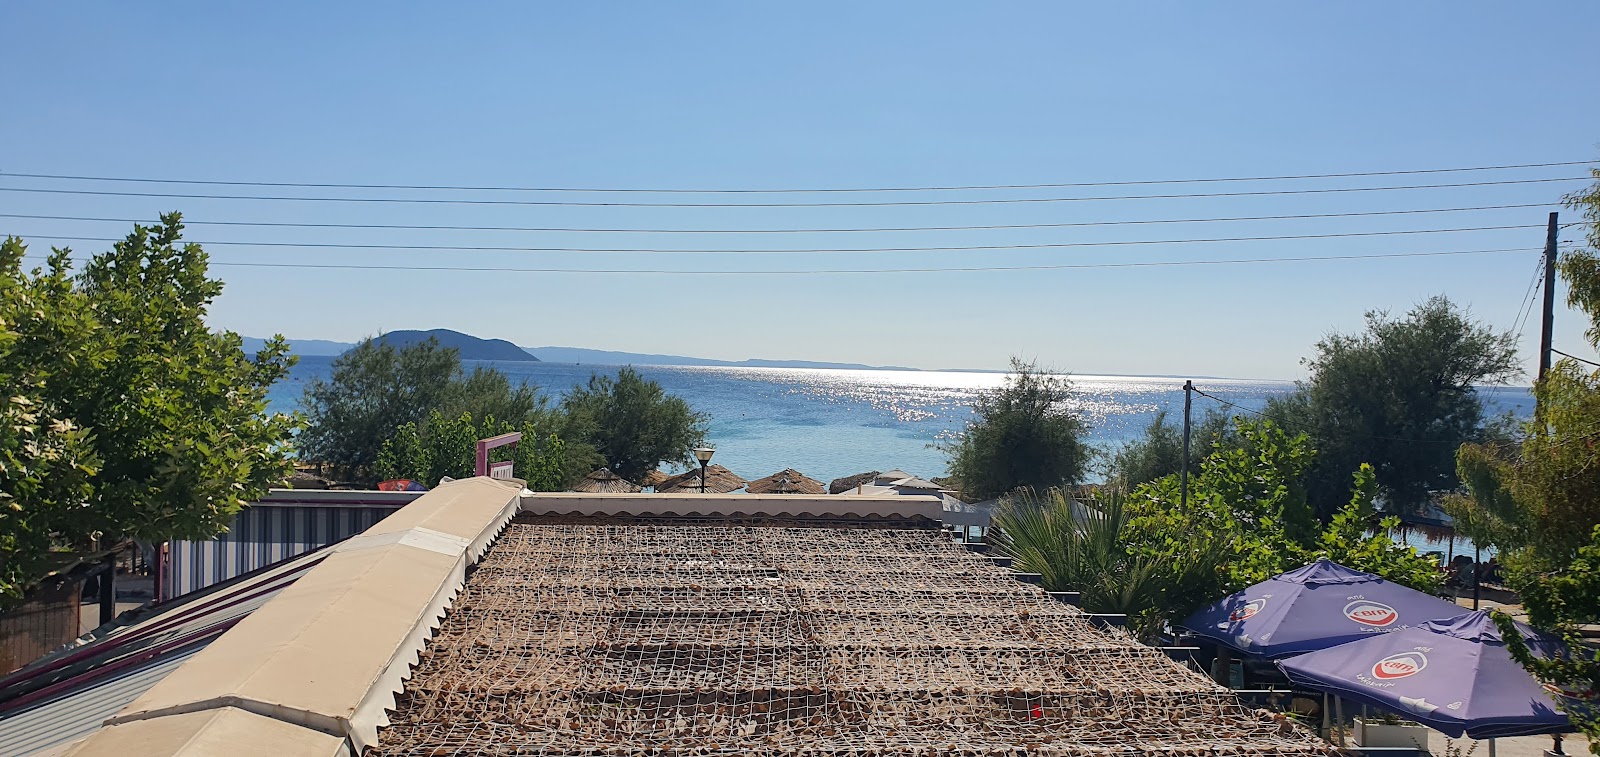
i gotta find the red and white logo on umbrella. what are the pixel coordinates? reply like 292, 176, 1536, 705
1344, 600, 1400, 627
1229, 598, 1267, 621
1372, 652, 1428, 680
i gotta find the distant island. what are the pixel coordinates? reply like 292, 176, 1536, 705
370, 329, 540, 362
240, 330, 916, 371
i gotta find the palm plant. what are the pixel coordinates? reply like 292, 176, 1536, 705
989, 487, 1226, 639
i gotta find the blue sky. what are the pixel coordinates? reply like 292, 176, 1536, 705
3, 2, 1597, 378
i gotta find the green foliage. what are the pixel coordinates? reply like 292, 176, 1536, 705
1268, 296, 1519, 517
375, 411, 576, 491
993, 417, 1440, 639
0, 217, 298, 604
990, 488, 1228, 640
1460, 174, 1600, 752
299, 337, 553, 481
1104, 408, 1233, 489
559, 367, 707, 482
945, 358, 1092, 501
1493, 527, 1600, 753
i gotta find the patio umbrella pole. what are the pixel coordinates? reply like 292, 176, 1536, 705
1321, 693, 1329, 741
1333, 696, 1344, 746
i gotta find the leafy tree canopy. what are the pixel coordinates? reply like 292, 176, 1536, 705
298, 336, 550, 480
1104, 407, 1233, 490
946, 358, 1092, 500
994, 417, 1441, 639
1449, 172, 1600, 751
559, 367, 708, 482
1269, 296, 1518, 516
0, 216, 298, 604
375, 410, 574, 492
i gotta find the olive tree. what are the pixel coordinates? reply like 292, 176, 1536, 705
945, 358, 1092, 501
559, 367, 707, 482
1269, 296, 1518, 517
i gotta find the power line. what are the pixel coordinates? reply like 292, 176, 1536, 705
1552, 348, 1600, 368
16, 246, 1540, 276
0, 177, 1586, 208
1189, 387, 1481, 445
2, 160, 1592, 194
0, 203, 1558, 235
4, 224, 1552, 256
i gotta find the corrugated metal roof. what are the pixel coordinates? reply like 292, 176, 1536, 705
0, 547, 327, 756
0, 647, 202, 756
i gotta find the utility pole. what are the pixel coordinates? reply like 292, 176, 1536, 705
1182, 380, 1194, 509
1539, 211, 1560, 383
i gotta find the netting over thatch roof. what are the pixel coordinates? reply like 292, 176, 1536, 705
572, 467, 642, 493
745, 468, 827, 495
828, 471, 880, 494
374, 514, 1333, 756
654, 464, 747, 493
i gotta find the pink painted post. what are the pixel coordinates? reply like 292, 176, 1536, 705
474, 432, 523, 478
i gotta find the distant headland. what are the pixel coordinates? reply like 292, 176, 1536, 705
239, 329, 919, 371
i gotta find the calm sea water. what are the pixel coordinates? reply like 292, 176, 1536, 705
268, 357, 1535, 494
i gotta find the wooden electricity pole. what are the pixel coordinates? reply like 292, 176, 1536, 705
1539, 211, 1560, 383
1182, 380, 1194, 510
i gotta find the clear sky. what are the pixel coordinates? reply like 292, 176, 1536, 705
3, 2, 1597, 379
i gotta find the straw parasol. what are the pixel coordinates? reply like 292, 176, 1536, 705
828, 471, 880, 494
639, 469, 672, 489
572, 467, 642, 494
655, 464, 748, 494
746, 468, 827, 495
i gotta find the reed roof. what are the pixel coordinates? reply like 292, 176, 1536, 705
745, 468, 827, 495
654, 464, 748, 494
828, 471, 880, 494
571, 467, 642, 494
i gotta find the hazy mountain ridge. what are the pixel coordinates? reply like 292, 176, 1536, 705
239, 331, 915, 370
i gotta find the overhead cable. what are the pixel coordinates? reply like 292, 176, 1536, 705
1552, 348, 1600, 368
4, 224, 1551, 256
1, 159, 1592, 193
18, 246, 1539, 276
1190, 387, 1486, 445
0, 176, 1586, 208
0, 203, 1558, 235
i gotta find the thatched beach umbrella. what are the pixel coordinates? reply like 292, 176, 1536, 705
572, 467, 642, 494
828, 471, 880, 495
639, 469, 672, 489
746, 468, 827, 495
656, 464, 748, 494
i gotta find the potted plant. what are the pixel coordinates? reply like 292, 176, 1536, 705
1352, 711, 1431, 748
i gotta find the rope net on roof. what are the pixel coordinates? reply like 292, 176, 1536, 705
373, 515, 1331, 756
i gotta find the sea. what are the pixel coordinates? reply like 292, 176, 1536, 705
268, 356, 1535, 492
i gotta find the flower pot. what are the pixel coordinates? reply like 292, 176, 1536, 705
1352, 716, 1430, 748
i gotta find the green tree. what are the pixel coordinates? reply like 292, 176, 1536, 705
0, 217, 298, 604
945, 358, 1092, 501
1268, 296, 1519, 517
1451, 172, 1600, 751
374, 410, 576, 491
1106, 408, 1234, 490
991, 487, 1230, 640
299, 336, 553, 481
559, 367, 707, 482
992, 422, 1438, 640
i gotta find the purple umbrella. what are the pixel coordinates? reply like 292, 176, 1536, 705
1181, 558, 1466, 658
1278, 610, 1570, 739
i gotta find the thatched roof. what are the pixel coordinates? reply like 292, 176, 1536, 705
655, 464, 748, 494
746, 468, 827, 495
828, 471, 880, 495
572, 467, 642, 494
639, 469, 672, 488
